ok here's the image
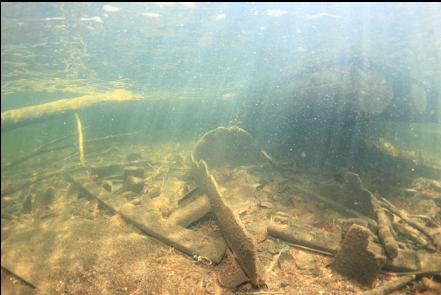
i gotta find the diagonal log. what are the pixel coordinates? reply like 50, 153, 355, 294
191, 158, 264, 287
67, 174, 226, 264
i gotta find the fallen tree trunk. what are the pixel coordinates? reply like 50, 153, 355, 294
1, 89, 142, 132
267, 222, 340, 255
192, 157, 264, 287
1, 264, 37, 289
168, 196, 211, 227
371, 196, 399, 259
67, 174, 226, 264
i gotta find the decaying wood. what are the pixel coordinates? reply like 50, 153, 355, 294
332, 224, 387, 287
1, 89, 142, 132
216, 251, 250, 289
178, 187, 200, 206
266, 246, 290, 274
342, 172, 375, 217
267, 222, 340, 255
1, 264, 37, 289
192, 158, 264, 287
379, 197, 439, 248
168, 196, 211, 227
393, 222, 433, 250
74, 113, 85, 166
384, 250, 441, 273
67, 174, 226, 264
362, 275, 416, 295
371, 196, 399, 259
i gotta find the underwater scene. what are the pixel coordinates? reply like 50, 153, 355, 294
1, 2, 441, 294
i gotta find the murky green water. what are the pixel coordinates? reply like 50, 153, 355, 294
1, 3, 441, 294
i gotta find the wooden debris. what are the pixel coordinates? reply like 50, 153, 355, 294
216, 251, 250, 288
393, 222, 433, 250
267, 222, 340, 255
1, 89, 142, 132
266, 246, 290, 274
67, 174, 226, 264
384, 250, 441, 273
168, 196, 211, 227
380, 197, 439, 249
332, 224, 387, 286
193, 126, 262, 168
74, 113, 85, 166
123, 176, 144, 193
371, 196, 399, 259
177, 187, 200, 206
362, 275, 415, 295
421, 277, 441, 293
342, 172, 375, 217
123, 166, 145, 180
339, 218, 377, 240
1, 265, 37, 289
192, 158, 264, 287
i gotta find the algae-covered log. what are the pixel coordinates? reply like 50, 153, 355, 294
371, 196, 399, 259
192, 157, 264, 287
168, 196, 211, 227
67, 174, 226, 264
267, 222, 340, 255
332, 224, 387, 287
1, 89, 142, 132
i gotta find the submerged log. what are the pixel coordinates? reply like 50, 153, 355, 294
193, 126, 263, 168
1, 89, 142, 132
1, 265, 37, 289
168, 196, 211, 227
267, 222, 340, 255
371, 196, 399, 259
384, 250, 441, 273
67, 174, 226, 264
342, 172, 375, 217
192, 158, 264, 287
332, 224, 387, 287
380, 197, 440, 249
